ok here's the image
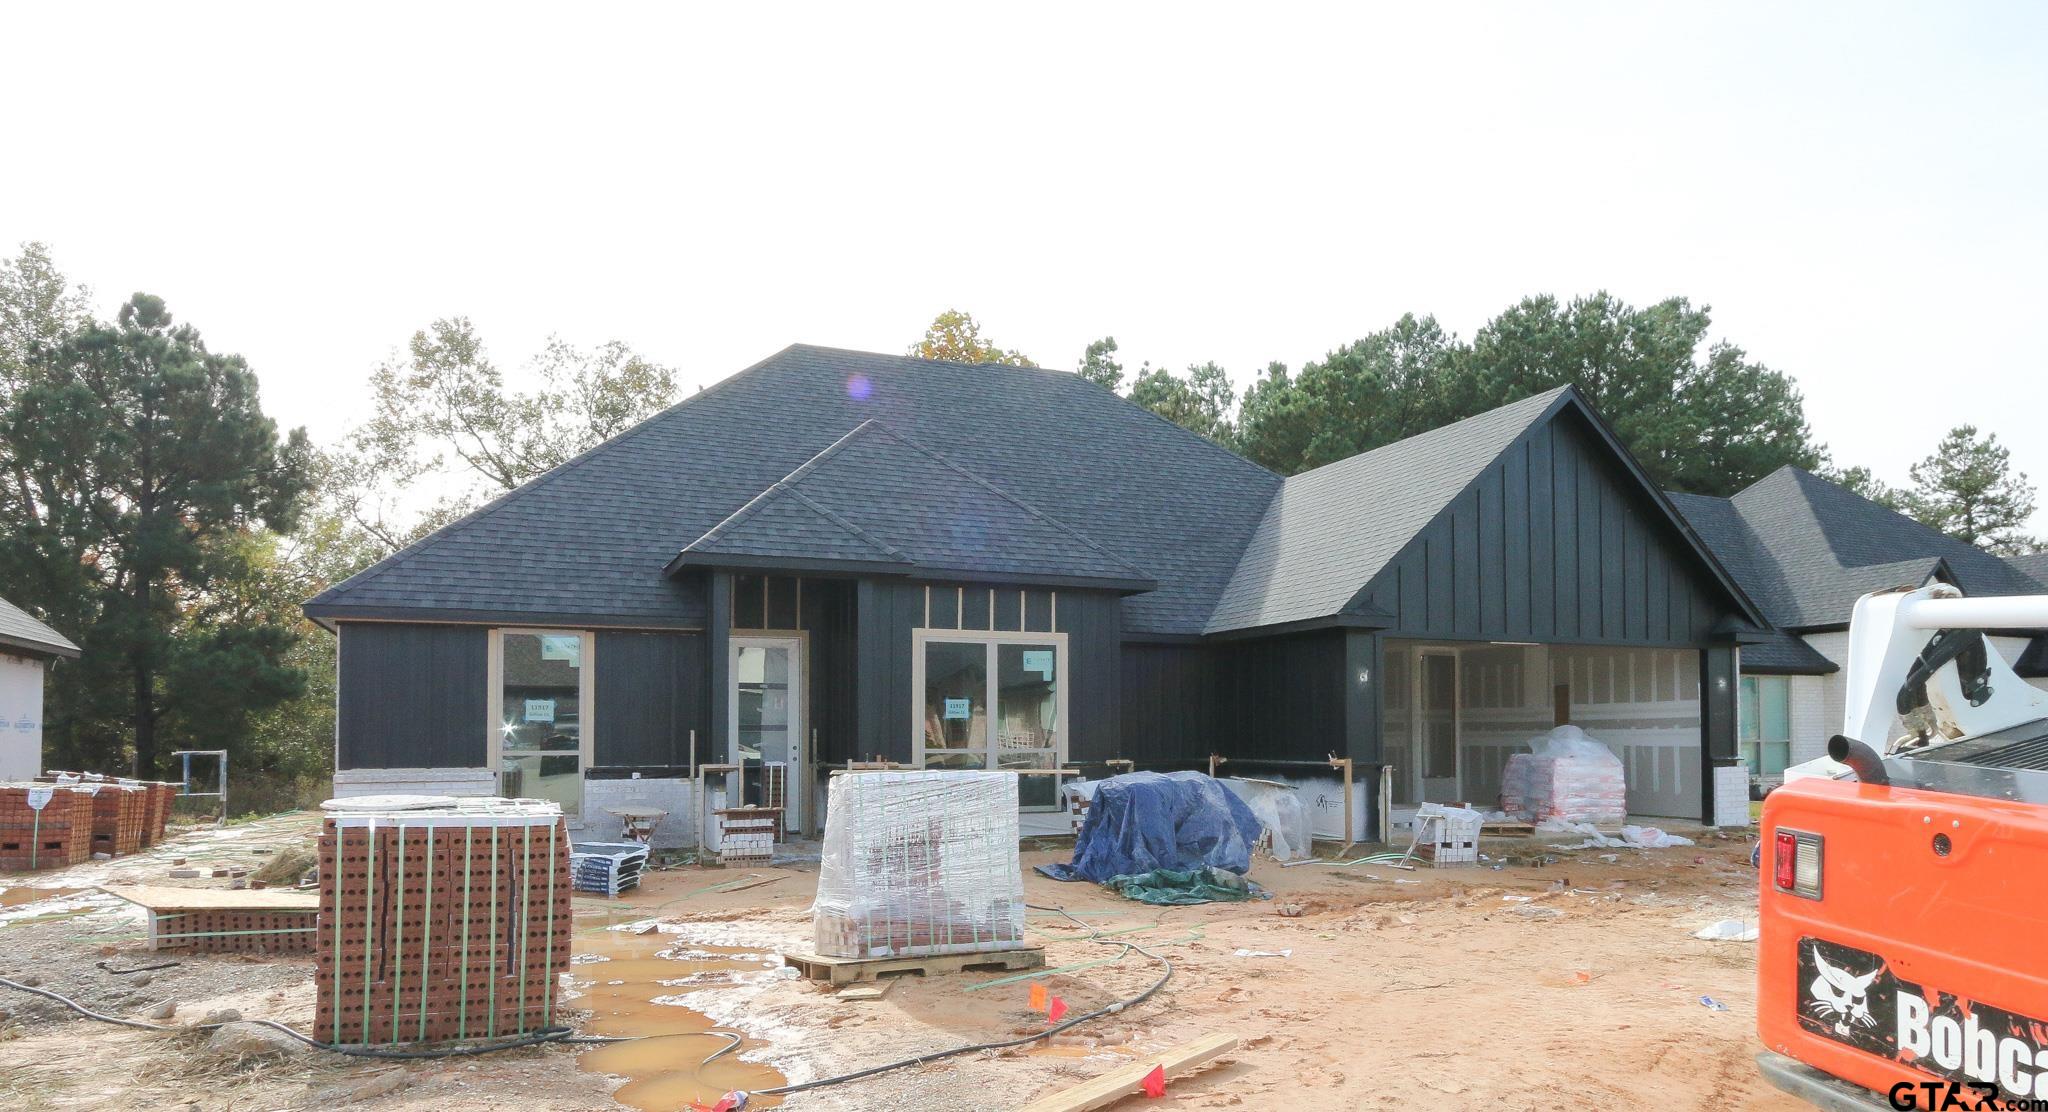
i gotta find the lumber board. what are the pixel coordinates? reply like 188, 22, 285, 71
782, 945, 1043, 985
96, 884, 319, 912
1013, 1032, 1239, 1112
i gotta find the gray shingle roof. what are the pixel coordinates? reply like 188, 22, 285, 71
308, 345, 1273, 633
0, 596, 79, 660
1204, 387, 1570, 634
1672, 466, 2042, 633
672, 420, 1153, 588
2007, 552, 2048, 589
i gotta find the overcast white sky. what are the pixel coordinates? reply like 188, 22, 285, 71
4, 3, 2045, 519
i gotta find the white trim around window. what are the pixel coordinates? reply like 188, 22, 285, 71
486, 628, 596, 814
909, 627, 1069, 811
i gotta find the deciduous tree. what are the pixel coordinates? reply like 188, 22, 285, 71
907, 309, 1032, 366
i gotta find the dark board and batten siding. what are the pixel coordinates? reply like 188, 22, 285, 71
337, 623, 489, 769
592, 630, 709, 767
1363, 412, 1734, 645
854, 582, 1120, 766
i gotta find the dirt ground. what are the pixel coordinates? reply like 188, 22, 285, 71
0, 814, 1807, 1111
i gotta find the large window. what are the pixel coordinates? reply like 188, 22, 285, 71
915, 631, 1065, 810
1740, 674, 1792, 779
491, 630, 591, 818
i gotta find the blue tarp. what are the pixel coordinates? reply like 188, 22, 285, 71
1038, 771, 1265, 883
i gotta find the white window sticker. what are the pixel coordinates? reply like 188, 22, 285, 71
944, 698, 972, 720
539, 635, 581, 665
1021, 650, 1054, 678
525, 698, 556, 724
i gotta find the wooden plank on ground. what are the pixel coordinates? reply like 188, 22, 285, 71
782, 945, 1044, 985
1012, 1033, 1240, 1112
835, 980, 894, 1000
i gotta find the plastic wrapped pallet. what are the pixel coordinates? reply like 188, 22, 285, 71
813, 770, 1024, 960
1498, 725, 1627, 824
1220, 777, 1312, 861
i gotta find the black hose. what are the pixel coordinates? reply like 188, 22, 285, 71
742, 903, 1174, 1099
96, 959, 181, 975
0, 973, 637, 1058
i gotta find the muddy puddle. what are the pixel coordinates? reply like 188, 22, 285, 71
0, 887, 79, 908
570, 924, 788, 1109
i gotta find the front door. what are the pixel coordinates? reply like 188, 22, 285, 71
730, 636, 804, 832
1415, 650, 1461, 803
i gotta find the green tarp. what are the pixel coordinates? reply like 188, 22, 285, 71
1105, 865, 1265, 906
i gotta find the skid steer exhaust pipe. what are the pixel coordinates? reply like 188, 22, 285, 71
1827, 734, 1890, 786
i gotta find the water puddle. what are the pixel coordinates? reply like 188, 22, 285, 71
571, 925, 788, 1109
0, 887, 79, 908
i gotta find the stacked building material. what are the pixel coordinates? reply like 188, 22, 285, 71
138, 781, 177, 846
82, 782, 151, 857
569, 841, 649, 897
813, 770, 1025, 960
1499, 726, 1628, 825
102, 885, 322, 954
315, 796, 571, 1046
0, 783, 96, 871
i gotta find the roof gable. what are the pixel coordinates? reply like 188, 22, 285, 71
1678, 466, 2040, 631
1205, 388, 1567, 634
669, 420, 1153, 589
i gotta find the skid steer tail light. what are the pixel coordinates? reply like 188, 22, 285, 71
1773, 828, 1824, 899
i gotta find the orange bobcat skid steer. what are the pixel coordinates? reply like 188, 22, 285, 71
1759, 585, 2048, 1109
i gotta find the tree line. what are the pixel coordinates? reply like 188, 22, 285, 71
916, 306, 2039, 554
0, 246, 2034, 797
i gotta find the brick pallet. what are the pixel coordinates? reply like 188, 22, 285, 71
84, 783, 150, 857
0, 784, 96, 871
138, 781, 176, 846
314, 798, 571, 1046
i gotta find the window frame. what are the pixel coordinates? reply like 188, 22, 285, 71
909, 627, 1069, 812
486, 628, 596, 816
1739, 673, 1792, 779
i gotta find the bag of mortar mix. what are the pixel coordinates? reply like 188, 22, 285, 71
812, 770, 1024, 960
1499, 725, 1626, 824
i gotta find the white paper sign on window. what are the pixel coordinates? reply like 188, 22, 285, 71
539, 635, 581, 666
525, 698, 556, 724
943, 698, 972, 720
1021, 650, 1054, 678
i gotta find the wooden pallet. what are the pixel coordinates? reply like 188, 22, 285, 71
782, 945, 1045, 985
1481, 821, 1536, 837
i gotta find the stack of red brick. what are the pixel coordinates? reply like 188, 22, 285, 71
0, 784, 96, 871
161, 908, 319, 954
83, 783, 151, 857
314, 799, 571, 1046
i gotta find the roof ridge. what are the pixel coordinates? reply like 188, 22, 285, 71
311, 344, 803, 606
848, 420, 1153, 580
1281, 384, 1571, 485
788, 343, 1284, 482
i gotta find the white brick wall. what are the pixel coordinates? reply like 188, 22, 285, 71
581, 776, 698, 849
1713, 765, 1751, 827
1788, 674, 1830, 766
330, 767, 496, 799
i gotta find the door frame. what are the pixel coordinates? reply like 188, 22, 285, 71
728, 631, 807, 832
1410, 646, 1462, 804
908, 627, 1069, 811
485, 628, 597, 817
